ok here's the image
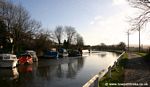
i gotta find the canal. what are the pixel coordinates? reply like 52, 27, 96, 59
0, 51, 120, 87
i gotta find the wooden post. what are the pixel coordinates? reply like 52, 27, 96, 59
108, 66, 111, 78
114, 61, 117, 68
94, 76, 99, 87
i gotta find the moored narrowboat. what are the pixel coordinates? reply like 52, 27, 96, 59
0, 54, 18, 68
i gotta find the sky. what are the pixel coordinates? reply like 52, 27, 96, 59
12, 0, 150, 46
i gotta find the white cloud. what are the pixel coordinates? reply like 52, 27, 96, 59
88, 13, 128, 45
82, 0, 150, 46
112, 0, 127, 5
90, 16, 103, 25
94, 16, 102, 20
90, 21, 94, 25
84, 1, 140, 45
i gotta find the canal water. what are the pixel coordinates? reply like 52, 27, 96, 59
0, 51, 120, 87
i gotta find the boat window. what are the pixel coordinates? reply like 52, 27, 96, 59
12, 57, 16, 59
4, 56, 9, 59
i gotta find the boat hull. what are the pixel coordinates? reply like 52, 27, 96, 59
43, 55, 58, 59
0, 60, 18, 68
43, 51, 59, 59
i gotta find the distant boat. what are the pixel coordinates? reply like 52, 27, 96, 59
58, 48, 68, 58
25, 50, 38, 62
68, 50, 82, 57
43, 50, 59, 59
0, 54, 18, 68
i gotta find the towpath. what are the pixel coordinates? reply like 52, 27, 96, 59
124, 53, 150, 87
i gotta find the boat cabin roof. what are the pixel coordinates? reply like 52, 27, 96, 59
26, 50, 36, 53
0, 54, 17, 60
19, 54, 31, 57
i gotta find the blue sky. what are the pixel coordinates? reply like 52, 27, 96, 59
12, 0, 150, 46
14, 0, 112, 28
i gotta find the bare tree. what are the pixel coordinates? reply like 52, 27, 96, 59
34, 29, 53, 55
76, 33, 84, 47
65, 26, 76, 45
54, 26, 63, 46
0, 0, 41, 53
128, 0, 150, 52
0, 0, 16, 32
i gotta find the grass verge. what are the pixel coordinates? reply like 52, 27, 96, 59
99, 52, 128, 87
136, 52, 150, 62
142, 53, 150, 63
136, 52, 147, 56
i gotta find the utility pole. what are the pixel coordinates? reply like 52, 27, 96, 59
127, 30, 130, 52
139, 27, 141, 52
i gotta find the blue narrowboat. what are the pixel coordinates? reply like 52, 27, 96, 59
43, 50, 59, 59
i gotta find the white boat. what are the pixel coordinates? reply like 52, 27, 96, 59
0, 54, 18, 68
25, 50, 38, 62
58, 48, 68, 58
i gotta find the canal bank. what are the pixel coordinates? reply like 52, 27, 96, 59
98, 52, 127, 87
83, 52, 125, 87
96, 52, 150, 87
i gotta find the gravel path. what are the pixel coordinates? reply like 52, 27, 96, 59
124, 53, 150, 87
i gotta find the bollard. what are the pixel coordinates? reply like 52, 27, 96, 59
108, 66, 111, 78
114, 61, 117, 68
94, 76, 99, 87
117, 59, 119, 65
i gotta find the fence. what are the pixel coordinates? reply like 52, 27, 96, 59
82, 51, 125, 87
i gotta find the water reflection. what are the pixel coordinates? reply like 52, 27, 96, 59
37, 64, 58, 80
67, 61, 77, 79
18, 65, 33, 73
98, 53, 106, 58
37, 57, 84, 80
0, 68, 19, 87
0, 51, 120, 87
0, 68, 19, 80
56, 64, 64, 78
